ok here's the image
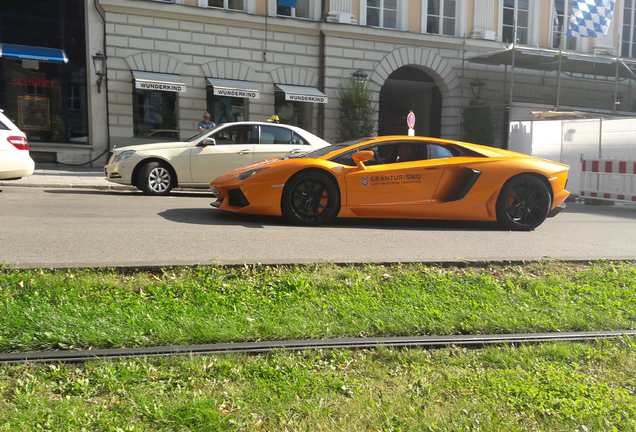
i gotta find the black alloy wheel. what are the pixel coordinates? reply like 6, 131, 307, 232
282, 171, 340, 225
496, 175, 552, 231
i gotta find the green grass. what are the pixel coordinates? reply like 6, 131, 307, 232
1, 339, 635, 431
0, 262, 634, 351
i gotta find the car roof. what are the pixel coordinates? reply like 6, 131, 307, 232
322, 136, 516, 160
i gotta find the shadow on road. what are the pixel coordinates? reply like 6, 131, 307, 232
158, 207, 501, 231
43, 189, 214, 198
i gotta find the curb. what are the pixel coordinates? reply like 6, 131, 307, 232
0, 182, 134, 191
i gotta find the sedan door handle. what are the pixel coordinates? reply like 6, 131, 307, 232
289, 149, 304, 154
238, 149, 251, 155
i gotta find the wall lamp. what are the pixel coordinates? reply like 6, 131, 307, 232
470, 79, 485, 101
92, 52, 107, 93
352, 69, 369, 85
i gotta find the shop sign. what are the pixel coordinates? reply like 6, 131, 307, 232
10, 78, 54, 88
135, 80, 186, 93
285, 93, 328, 104
213, 87, 259, 99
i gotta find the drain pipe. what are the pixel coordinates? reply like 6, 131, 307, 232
94, 0, 112, 157
317, 0, 327, 138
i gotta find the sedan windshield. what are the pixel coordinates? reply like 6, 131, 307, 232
288, 138, 369, 159
184, 127, 220, 142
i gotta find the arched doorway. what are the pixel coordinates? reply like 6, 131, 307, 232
378, 66, 442, 137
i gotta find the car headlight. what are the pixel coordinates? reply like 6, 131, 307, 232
238, 168, 265, 181
118, 150, 136, 161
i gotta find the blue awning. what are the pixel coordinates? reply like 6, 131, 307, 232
0, 43, 68, 64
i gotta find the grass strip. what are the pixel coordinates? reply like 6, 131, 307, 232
0, 262, 634, 351
0, 339, 635, 431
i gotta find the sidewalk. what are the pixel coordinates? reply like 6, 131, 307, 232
0, 168, 133, 190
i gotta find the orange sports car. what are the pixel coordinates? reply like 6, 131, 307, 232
210, 136, 570, 230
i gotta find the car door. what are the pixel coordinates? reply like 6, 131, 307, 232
253, 125, 309, 162
343, 141, 447, 218
188, 124, 257, 185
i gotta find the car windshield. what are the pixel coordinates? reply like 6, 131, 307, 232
184, 127, 221, 142
287, 138, 370, 159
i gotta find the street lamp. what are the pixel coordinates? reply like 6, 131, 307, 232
92, 52, 106, 93
352, 69, 368, 85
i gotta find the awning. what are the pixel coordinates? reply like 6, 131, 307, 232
132, 71, 186, 93
0, 43, 68, 63
275, 84, 328, 104
469, 46, 635, 79
206, 78, 260, 99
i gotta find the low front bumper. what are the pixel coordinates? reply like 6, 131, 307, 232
104, 161, 133, 185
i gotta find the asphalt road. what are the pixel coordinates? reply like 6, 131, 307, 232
1, 186, 635, 268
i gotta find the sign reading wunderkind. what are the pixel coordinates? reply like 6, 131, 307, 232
285, 93, 328, 104
135, 80, 186, 93
213, 87, 260, 99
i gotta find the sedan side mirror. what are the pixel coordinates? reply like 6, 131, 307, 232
352, 150, 375, 169
200, 137, 216, 147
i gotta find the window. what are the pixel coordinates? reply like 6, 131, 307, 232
552, 0, 577, 49
275, 92, 313, 131
0, 0, 88, 144
207, 91, 248, 125
367, 0, 398, 29
0, 120, 8, 130
623, 0, 636, 58
259, 126, 308, 145
211, 124, 258, 145
260, 125, 292, 144
207, 0, 244, 10
502, 0, 529, 44
428, 144, 454, 159
425, 0, 456, 36
133, 90, 178, 139
333, 141, 460, 166
277, 0, 311, 18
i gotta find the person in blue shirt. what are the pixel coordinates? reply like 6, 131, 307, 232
196, 112, 216, 132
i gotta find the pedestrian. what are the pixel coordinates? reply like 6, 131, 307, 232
196, 112, 216, 132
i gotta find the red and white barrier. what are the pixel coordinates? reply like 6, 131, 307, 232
580, 159, 636, 202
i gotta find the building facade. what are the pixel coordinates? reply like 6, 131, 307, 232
1, 0, 634, 164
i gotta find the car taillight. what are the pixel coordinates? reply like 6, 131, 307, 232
7, 136, 29, 150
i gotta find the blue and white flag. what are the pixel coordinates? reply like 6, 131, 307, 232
568, 0, 616, 38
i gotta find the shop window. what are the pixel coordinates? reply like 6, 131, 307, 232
275, 92, 313, 131
424, 0, 457, 36
277, 0, 311, 18
502, 0, 529, 44
133, 90, 178, 139
207, 91, 248, 124
0, 0, 88, 144
207, 0, 244, 10
366, 0, 398, 29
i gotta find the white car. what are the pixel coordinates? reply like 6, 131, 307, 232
105, 122, 331, 195
0, 110, 35, 180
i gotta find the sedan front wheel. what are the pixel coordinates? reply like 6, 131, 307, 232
140, 161, 174, 195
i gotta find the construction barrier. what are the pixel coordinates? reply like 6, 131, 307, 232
580, 159, 636, 202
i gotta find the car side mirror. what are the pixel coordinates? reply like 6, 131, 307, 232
352, 150, 375, 169
200, 137, 216, 147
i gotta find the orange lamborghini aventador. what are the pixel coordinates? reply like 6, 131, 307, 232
210, 136, 570, 230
